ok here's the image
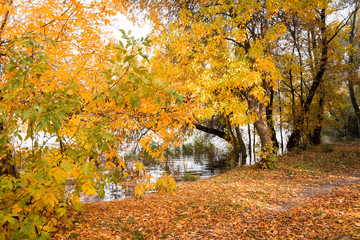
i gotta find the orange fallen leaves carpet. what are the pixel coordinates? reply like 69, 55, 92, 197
54, 143, 360, 239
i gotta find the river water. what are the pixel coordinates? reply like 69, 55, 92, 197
14, 129, 290, 203
80, 153, 231, 203
80, 126, 291, 203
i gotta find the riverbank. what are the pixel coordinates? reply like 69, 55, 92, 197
55, 143, 360, 239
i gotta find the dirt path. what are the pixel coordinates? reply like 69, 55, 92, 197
272, 175, 360, 212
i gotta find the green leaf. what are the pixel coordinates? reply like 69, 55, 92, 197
176, 96, 183, 107
133, 75, 143, 85
29, 37, 35, 44
39, 231, 50, 240
116, 52, 122, 62
165, 98, 171, 107
4, 216, 16, 225
124, 54, 136, 63
41, 118, 48, 130
139, 52, 149, 62
113, 44, 122, 50
3, 64, 16, 72
49, 38, 56, 47
35, 122, 43, 133
22, 108, 33, 121
130, 95, 141, 110
14, 132, 23, 142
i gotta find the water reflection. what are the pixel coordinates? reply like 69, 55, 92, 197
144, 154, 229, 180
80, 153, 230, 203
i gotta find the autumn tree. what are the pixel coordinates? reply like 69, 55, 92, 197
347, 2, 360, 138
123, 0, 360, 156
282, 1, 360, 149
0, 1, 183, 238
122, 0, 288, 167
2, 0, 359, 237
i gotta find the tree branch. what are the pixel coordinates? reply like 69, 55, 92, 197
327, 5, 360, 44
193, 123, 230, 141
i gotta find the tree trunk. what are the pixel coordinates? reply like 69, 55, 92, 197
235, 126, 247, 165
278, 87, 284, 154
0, 152, 19, 178
248, 96, 274, 168
247, 124, 252, 163
311, 96, 324, 145
266, 88, 279, 149
287, 127, 301, 150
225, 118, 240, 165
0, 123, 19, 178
349, 81, 360, 137
253, 124, 256, 160
193, 120, 247, 165
348, 5, 360, 138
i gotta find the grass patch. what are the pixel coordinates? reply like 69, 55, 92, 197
181, 172, 200, 181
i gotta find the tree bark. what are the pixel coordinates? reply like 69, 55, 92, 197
349, 81, 360, 137
193, 121, 247, 165
311, 96, 324, 145
235, 126, 247, 165
348, 5, 360, 138
278, 87, 284, 154
248, 96, 273, 168
247, 124, 252, 163
225, 118, 240, 164
266, 88, 279, 149
0, 123, 19, 178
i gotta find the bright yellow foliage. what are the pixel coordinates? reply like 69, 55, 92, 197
0, 0, 185, 238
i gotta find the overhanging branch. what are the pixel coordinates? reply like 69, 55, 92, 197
193, 123, 230, 141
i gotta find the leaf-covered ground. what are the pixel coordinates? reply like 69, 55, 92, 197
55, 143, 360, 239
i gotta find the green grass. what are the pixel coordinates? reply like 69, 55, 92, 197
181, 172, 200, 181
